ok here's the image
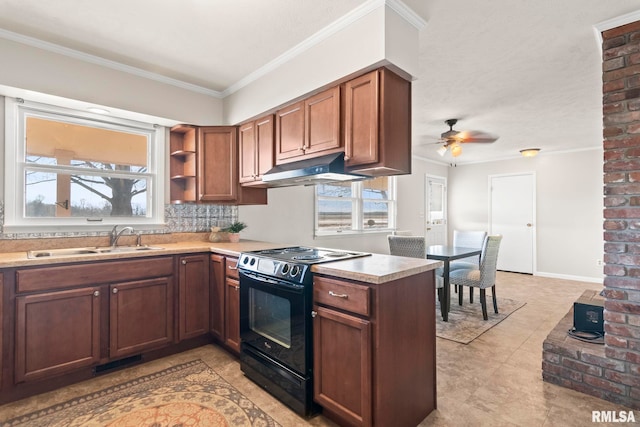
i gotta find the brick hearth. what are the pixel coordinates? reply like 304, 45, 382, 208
542, 291, 637, 408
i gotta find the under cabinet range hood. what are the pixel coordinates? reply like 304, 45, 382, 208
261, 152, 365, 187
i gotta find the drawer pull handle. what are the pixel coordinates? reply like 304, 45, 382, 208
228, 264, 238, 270
329, 291, 348, 299
234, 285, 240, 291
182, 259, 187, 265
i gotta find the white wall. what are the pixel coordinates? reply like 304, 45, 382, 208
222, 4, 421, 125
0, 37, 222, 125
448, 149, 604, 282
239, 155, 450, 254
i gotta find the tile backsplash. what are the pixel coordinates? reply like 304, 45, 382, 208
0, 201, 237, 240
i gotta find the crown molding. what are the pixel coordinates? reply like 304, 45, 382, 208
221, 0, 426, 97
0, 28, 223, 98
0, 0, 425, 99
593, 9, 640, 56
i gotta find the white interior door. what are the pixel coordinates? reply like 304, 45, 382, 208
426, 175, 447, 245
489, 173, 535, 274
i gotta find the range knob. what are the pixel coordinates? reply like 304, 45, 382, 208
281, 263, 290, 275
290, 265, 300, 277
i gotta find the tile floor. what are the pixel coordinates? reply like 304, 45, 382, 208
0, 272, 634, 426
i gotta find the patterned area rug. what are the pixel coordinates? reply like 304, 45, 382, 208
1, 360, 282, 427
436, 296, 526, 344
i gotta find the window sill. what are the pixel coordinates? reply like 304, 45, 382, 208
314, 229, 395, 239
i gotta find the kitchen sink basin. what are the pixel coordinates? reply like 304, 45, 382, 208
27, 245, 165, 259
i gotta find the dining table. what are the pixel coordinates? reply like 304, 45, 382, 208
426, 245, 482, 322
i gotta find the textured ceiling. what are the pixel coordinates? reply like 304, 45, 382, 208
1, 0, 640, 164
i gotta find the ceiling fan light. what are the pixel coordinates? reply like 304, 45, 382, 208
520, 148, 540, 157
437, 145, 448, 156
450, 143, 463, 157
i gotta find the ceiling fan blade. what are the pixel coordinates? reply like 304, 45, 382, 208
455, 130, 498, 143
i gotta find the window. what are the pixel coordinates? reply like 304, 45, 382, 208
315, 176, 396, 235
4, 98, 165, 233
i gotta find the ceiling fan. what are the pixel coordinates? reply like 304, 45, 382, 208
434, 119, 498, 158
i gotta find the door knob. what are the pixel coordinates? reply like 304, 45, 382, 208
526, 223, 532, 227
112, 288, 118, 294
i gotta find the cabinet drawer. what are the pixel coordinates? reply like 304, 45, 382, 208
314, 276, 370, 317
16, 257, 173, 293
225, 257, 239, 279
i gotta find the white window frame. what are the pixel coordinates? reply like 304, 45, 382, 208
3, 98, 165, 233
314, 176, 397, 237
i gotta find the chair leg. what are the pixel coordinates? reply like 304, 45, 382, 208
469, 287, 474, 303
437, 288, 446, 320
458, 285, 463, 305
492, 285, 498, 313
480, 289, 488, 320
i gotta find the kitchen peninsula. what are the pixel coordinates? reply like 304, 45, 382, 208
0, 239, 441, 427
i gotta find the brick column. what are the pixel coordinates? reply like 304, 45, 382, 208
602, 21, 640, 409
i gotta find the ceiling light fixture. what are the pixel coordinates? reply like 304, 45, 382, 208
437, 145, 448, 156
450, 142, 463, 157
520, 148, 540, 157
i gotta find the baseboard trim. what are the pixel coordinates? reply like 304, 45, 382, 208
534, 271, 603, 284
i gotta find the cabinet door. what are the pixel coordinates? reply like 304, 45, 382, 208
255, 114, 275, 178
344, 70, 379, 167
305, 86, 341, 156
225, 277, 241, 354
275, 101, 305, 162
314, 305, 372, 427
110, 277, 174, 358
178, 254, 210, 341
198, 126, 238, 201
210, 254, 225, 341
15, 287, 101, 383
238, 121, 257, 183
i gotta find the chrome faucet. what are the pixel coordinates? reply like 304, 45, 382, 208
110, 225, 135, 247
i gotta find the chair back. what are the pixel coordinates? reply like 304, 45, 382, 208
453, 230, 487, 264
478, 235, 502, 287
387, 235, 426, 259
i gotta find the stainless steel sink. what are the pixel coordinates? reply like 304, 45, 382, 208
27, 245, 164, 259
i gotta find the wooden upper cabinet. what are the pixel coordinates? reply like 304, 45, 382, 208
239, 114, 274, 185
198, 126, 237, 202
169, 124, 197, 203
345, 68, 412, 176
276, 86, 341, 164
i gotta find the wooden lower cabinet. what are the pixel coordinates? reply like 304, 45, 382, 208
313, 273, 436, 427
209, 254, 241, 355
313, 305, 372, 427
224, 257, 241, 354
15, 287, 101, 383
209, 254, 225, 341
178, 254, 210, 341
109, 277, 174, 359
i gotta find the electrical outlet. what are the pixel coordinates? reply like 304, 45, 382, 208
596, 259, 604, 266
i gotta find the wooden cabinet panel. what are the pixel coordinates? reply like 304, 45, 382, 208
15, 287, 101, 383
345, 68, 411, 176
16, 257, 172, 293
109, 277, 174, 359
276, 86, 342, 164
198, 126, 237, 202
314, 276, 370, 317
275, 101, 305, 162
209, 254, 225, 341
305, 86, 341, 156
239, 115, 274, 185
344, 70, 379, 166
178, 254, 210, 341
313, 305, 372, 427
225, 277, 241, 354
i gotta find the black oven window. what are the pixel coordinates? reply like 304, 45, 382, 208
249, 288, 292, 348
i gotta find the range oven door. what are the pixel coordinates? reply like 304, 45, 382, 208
239, 270, 311, 376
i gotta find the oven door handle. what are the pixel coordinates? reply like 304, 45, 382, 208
240, 270, 305, 293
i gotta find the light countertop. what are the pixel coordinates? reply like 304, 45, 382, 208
0, 240, 441, 284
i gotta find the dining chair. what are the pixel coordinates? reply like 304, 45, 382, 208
387, 235, 426, 258
448, 235, 502, 320
450, 230, 487, 271
387, 235, 446, 319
